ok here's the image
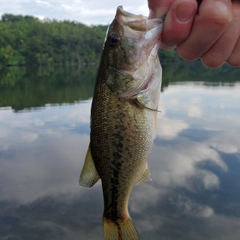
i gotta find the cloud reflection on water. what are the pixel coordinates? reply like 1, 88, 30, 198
0, 81, 240, 239
0, 102, 92, 204
129, 82, 240, 239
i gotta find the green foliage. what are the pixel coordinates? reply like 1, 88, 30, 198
159, 48, 180, 62
0, 13, 107, 66
161, 61, 240, 91
0, 45, 25, 65
0, 13, 180, 66
0, 66, 98, 110
0, 62, 239, 111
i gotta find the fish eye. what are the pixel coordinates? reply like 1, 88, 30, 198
108, 34, 121, 48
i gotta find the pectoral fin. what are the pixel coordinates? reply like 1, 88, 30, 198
135, 164, 152, 185
136, 92, 161, 112
79, 146, 100, 187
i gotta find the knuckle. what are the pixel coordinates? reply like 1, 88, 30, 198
199, 1, 233, 25
211, 17, 231, 29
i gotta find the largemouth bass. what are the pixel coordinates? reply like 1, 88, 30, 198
80, 6, 163, 240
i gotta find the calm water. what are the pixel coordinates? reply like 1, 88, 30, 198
0, 62, 240, 240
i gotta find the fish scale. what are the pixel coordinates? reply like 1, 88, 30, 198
79, 6, 163, 240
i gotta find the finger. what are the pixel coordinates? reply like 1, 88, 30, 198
227, 37, 240, 66
148, 0, 175, 18
161, 0, 197, 49
177, 0, 233, 61
201, 2, 240, 67
227, 3, 240, 66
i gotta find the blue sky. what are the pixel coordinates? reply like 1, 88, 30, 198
0, 0, 149, 25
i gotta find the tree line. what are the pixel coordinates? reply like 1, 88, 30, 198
1, 61, 238, 111
0, 13, 179, 66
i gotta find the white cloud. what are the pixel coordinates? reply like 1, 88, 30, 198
211, 142, 239, 154
61, 4, 73, 10
208, 133, 240, 154
0, 127, 8, 138
0, 132, 91, 203
171, 195, 214, 218
36, 0, 52, 7
187, 105, 202, 118
68, 101, 91, 124
1, 79, 239, 239
156, 117, 188, 139
129, 82, 239, 215
21, 132, 38, 142
152, 116, 228, 191
0, 0, 149, 24
196, 169, 220, 190
0, 103, 93, 203
130, 184, 166, 214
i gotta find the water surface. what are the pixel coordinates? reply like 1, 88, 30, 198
0, 62, 240, 240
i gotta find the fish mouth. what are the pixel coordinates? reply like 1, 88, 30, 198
116, 6, 163, 34
116, 6, 148, 25
108, 7, 163, 99
115, 6, 163, 63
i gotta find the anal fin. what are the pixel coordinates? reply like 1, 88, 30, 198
135, 164, 152, 185
79, 146, 99, 187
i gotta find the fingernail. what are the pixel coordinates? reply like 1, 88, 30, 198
176, 3, 195, 23
216, 0, 229, 11
215, 0, 233, 22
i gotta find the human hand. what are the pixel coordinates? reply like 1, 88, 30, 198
148, 0, 240, 67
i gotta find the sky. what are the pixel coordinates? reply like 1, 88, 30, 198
0, 0, 149, 25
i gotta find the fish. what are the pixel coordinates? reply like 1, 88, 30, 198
79, 6, 163, 240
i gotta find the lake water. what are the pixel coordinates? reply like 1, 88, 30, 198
0, 62, 240, 240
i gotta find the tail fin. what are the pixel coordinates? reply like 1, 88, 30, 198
103, 216, 139, 240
